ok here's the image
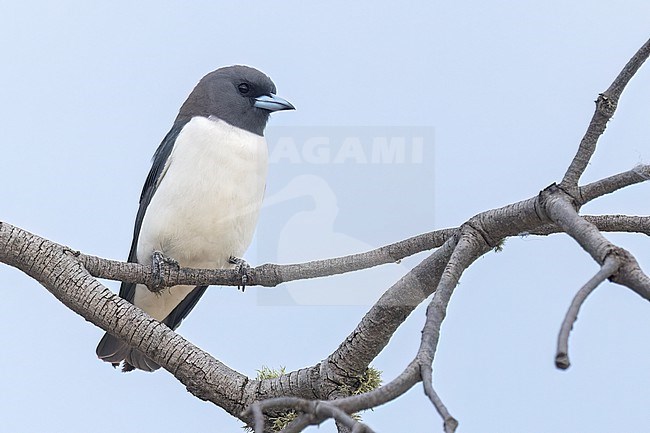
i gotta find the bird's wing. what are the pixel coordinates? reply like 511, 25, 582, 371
163, 285, 209, 330
119, 120, 189, 302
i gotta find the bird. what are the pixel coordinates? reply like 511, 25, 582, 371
96, 65, 294, 372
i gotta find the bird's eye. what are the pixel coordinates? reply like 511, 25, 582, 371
238, 83, 250, 94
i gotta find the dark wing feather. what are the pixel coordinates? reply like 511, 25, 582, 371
118, 120, 189, 302
97, 119, 194, 370
163, 285, 209, 330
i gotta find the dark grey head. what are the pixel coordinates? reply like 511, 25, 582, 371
176, 65, 294, 136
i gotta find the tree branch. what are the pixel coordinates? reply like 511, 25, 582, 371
420, 365, 458, 433
540, 184, 650, 300
311, 164, 650, 430
555, 255, 620, 369
74, 227, 457, 288
417, 226, 490, 432
286, 226, 491, 431
578, 164, 650, 204
541, 185, 622, 262
286, 361, 424, 422
318, 234, 459, 393
280, 414, 313, 433
529, 215, 650, 237
0, 221, 318, 423
243, 397, 374, 433
560, 37, 650, 188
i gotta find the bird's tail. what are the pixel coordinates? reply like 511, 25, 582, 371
96, 333, 160, 372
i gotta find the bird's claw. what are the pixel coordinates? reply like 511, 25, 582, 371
150, 251, 179, 292
228, 256, 250, 291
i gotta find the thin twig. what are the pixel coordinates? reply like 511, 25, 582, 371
281, 414, 313, 433
244, 397, 373, 433
582, 215, 650, 236
555, 255, 620, 369
75, 227, 457, 287
561, 37, 650, 187
314, 403, 374, 433
419, 226, 489, 361
243, 397, 315, 433
528, 215, 650, 237
578, 164, 650, 204
420, 364, 458, 433
416, 226, 489, 431
245, 402, 265, 433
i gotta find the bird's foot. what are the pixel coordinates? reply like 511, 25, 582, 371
228, 256, 250, 291
150, 251, 179, 293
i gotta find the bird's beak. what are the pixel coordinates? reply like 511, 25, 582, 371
254, 93, 295, 112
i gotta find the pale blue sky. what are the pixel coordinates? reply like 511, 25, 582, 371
1, 1, 649, 432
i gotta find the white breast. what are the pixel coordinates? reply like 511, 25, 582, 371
133, 116, 268, 320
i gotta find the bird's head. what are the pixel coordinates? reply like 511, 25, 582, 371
177, 65, 294, 136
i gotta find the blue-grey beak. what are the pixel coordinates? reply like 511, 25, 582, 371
254, 93, 295, 112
